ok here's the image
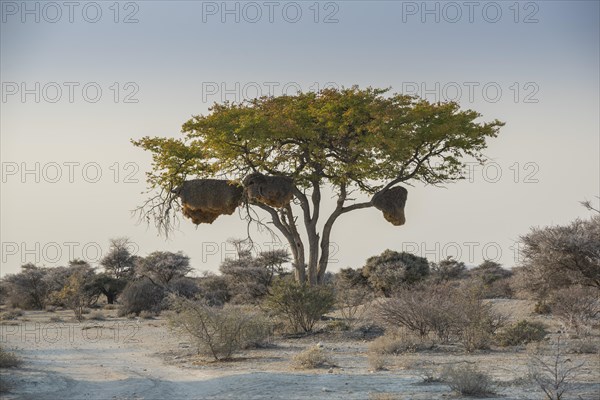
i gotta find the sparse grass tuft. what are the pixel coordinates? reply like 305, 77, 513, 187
292, 346, 332, 369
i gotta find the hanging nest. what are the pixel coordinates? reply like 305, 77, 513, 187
243, 173, 294, 208
172, 179, 243, 225
372, 186, 408, 226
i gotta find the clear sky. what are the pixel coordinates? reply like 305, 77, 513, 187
1, 0, 599, 276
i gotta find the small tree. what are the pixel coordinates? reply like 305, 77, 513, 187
264, 278, 335, 333
219, 244, 289, 304
430, 256, 466, 282
133, 87, 503, 285
136, 251, 192, 286
100, 237, 137, 280
90, 273, 126, 305
53, 261, 98, 320
518, 215, 600, 299
528, 337, 585, 400
2, 263, 50, 309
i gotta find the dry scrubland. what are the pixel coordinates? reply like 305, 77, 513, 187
1, 300, 599, 400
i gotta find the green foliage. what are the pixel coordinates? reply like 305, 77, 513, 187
497, 320, 548, 346
100, 237, 137, 280
132, 87, 503, 282
264, 278, 335, 333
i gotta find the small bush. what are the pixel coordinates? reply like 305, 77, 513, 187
264, 279, 335, 333
369, 333, 425, 355
87, 311, 105, 321
0, 346, 23, 368
292, 346, 331, 369
497, 320, 547, 346
119, 278, 165, 316
103, 304, 117, 310
49, 316, 63, 323
441, 364, 494, 396
169, 299, 272, 361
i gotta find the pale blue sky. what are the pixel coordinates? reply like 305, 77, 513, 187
1, 1, 598, 276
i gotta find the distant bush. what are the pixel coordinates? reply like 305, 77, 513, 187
264, 279, 335, 333
118, 278, 165, 316
196, 273, 231, 306
292, 346, 332, 369
169, 299, 272, 361
430, 257, 467, 282
441, 364, 494, 396
567, 338, 599, 354
0, 346, 22, 368
362, 250, 430, 296
497, 320, 547, 346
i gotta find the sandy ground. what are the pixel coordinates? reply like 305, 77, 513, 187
1, 301, 599, 400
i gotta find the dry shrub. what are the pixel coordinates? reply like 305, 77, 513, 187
243, 173, 294, 208
173, 179, 243, 224
49, 315, 63, 323
369, 333, 426, 355
169, 299, 272, 361
376, 283, 505, 351
367, 353, 387, 371
103, 303, 117, 310
292, 346, 331, 369
550, 286, 599, 337
496, 320, 547, 347
372, 186, 408, 226
528, 337, 585, 400
441, 364, 495, 396
0, 346, 22, 368
264, 279, 335, 333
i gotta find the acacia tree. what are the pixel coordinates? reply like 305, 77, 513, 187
133, 87, 503, 285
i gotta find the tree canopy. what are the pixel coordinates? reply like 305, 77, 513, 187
133, 87, 503, 284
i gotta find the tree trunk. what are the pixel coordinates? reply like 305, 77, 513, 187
106, 292, 116, 304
